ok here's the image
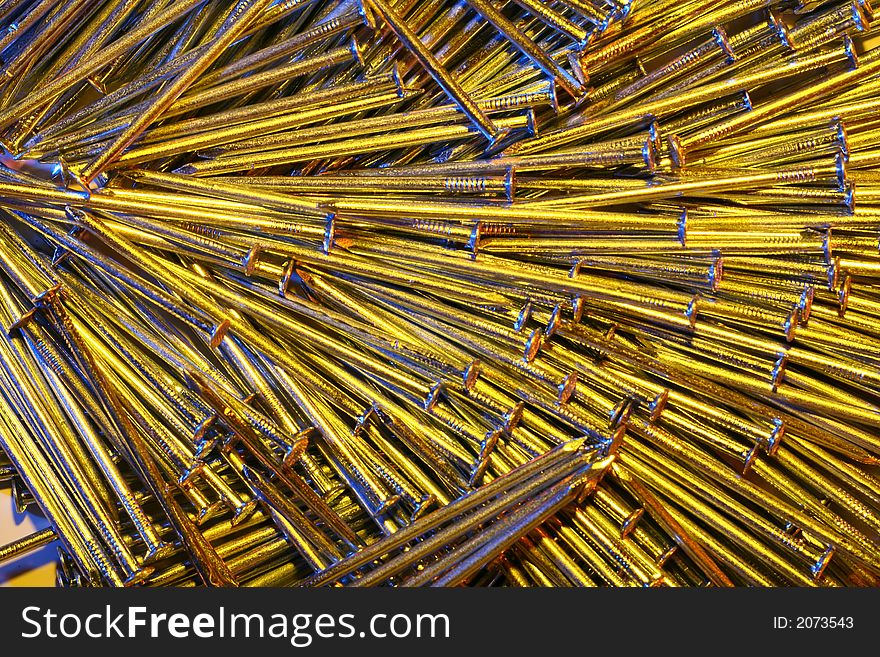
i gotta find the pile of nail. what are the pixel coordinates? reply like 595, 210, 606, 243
0, 0, 879, 588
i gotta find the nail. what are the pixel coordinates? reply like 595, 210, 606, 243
465, 0, 585, 99
0, 527, 56, 565
366, 0, 505, 143
76, 0, 281, 184
301, 437, 597, 585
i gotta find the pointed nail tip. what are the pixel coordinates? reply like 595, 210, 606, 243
143, 543, 176, 565
230, 499, 260, 526
123, 566, 156, 587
